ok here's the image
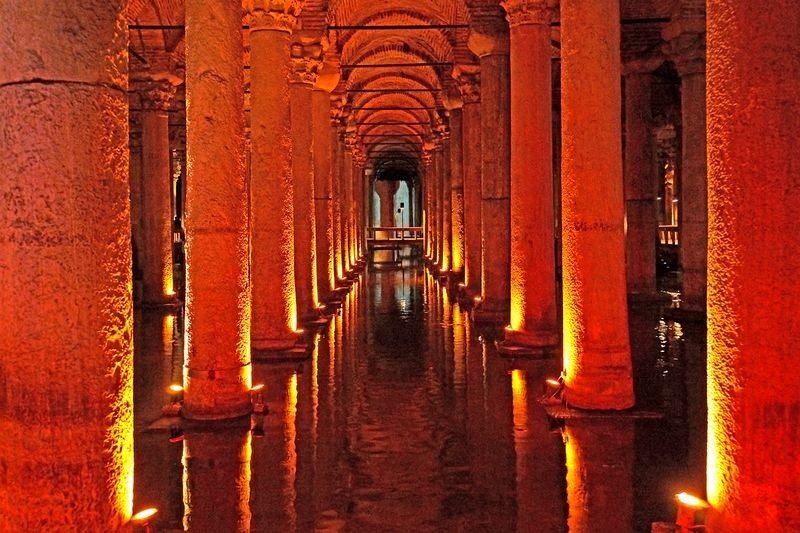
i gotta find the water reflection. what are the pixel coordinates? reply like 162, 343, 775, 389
132, 258, 703, 532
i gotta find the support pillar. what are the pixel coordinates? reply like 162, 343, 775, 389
183, 0, 253, 419
706, 0, 800, 528
423, 150, 435, 260
289, 43, 322, 319
342, 138, 356, 272
446, 103, 465, 277
0, 2, 133, 527
560, 0, 634, 409
330, 114, 346, 281
457, 70, 483, 294
439, 135, 452, 274
503, 0, 559, 347
140, 79, 180, 306
248, 3, 301, 351
468, 7, 511, 321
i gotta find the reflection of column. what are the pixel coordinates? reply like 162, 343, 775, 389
469, 7, 511, 320
249, 4, 299, 350
663, 12, 706, 313
561, 0, 634, 409
140, 78, 179, 305
312, 80, 337, 299
183, 429, 252, 531
290, 44, 321, 318
457, 71, 483, 292
503, 0, 558, 346
0, 2, 132, 527
565, 420, 635, 532
183, 0, 252, 419
623, 66, 658, 297
447, 105, 465, 276
706, 1, 800, 528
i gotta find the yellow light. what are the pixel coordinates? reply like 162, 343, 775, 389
675, 492, 709, 509
546, 378, 562, 387
131, 507, 158, 525
295, 328, 305, 335
250, 384, 264, 393
473, 296, 482, 303
168, 384, 183, 393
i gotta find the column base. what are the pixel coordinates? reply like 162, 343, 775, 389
457, 284, 482, 307
662, 306, 706, 323
180, 410, 253, 426
472, 299, 510, 324
564, 364, 635, 411
251, 332, 303, 354
141, 295, 181, 311
497, 327, 559, 357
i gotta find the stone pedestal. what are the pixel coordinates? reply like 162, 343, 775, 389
503, 0, 558, 347
183, 0, 252, 419
0, 2, 133, 528
706, 1, 800, 528
560, 0, 634, 409
248, 5, 300, 351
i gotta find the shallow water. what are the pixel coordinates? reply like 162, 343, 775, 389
133, 259, 705, 532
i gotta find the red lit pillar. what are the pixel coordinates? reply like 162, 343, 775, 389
623, 64, 658, 298
183, 0, 253, 419
706, 0, 800, 528
663, 13, 707, 314
0, 2, 133, 528
503, 0, 558, 347
469, 6, 511, 322
312, 79, 337, 301
376, 179, 399, 227
140, 78, 180, 306
456, 70, 483, 294
342, 136, 356, 271
445, 102, 465, 277
330, 109, 346, 281
439, 135, 452, 274
431, 145, 442, 266
248, 4, 299, 351
423, 150, 435, 259
560, 0, 634, 409
289, 43, 321, 319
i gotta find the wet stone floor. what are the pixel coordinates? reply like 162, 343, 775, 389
133, 257, 706, 532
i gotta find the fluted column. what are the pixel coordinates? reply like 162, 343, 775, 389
248, 2, 301, 351
560, 0, 634, 409
140, 78, 179, 306
289, 43, 321, 319
706, 0, 800, 528
0, 2, 132, 528
457, 71, 483, 293
663, 14, 706, 314
503, 0, 558, 347
623, 64, 658, 297
446, 103, 465, 276
183, 0, 253, 419
468, 6, 511, 321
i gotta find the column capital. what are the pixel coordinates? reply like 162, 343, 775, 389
289, 42, 323, 85
662, 17, 706, 77
501, 0, 556, 28
244, 0, 303, 33
467, 5, 510, 57
315, 52, 341, 93
138, 78, 179, 111
454, 69, 481, 104
442, 85, 464, 110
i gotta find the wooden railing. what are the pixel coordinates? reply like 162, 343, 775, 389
366, 226, 424, 247
659, 225, 679, 246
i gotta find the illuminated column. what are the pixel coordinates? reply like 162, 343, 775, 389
289, 43, 321, 318
376, 179, 400, 226
353, 155, 366, 261
706, 0, 800, 528
0, 2, 132, 528
338, 131, 352, 274
342, 137, 355, 271
663, 11, 706, 314
183, 0, 252, 419
446, 103, 465, 276
183, 429, 252, 531
439, 135, 452, 274
431, 145, 442, 266
561, 0, 634, 409
140, 78, 180, 306
330, 114, 345, 281
469, 6, 511, 321
623, 64, 658, 297
457, 70, 483, 293
423, 150, 434, 259
248, 2, 300, 351
503, 0, 558, 346
129, 130, 144, 286
313, 63, 339, 299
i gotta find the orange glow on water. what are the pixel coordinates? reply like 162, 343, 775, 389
285, 372, 298, 530
511, 369, 528, 430
564, 426, 581, 532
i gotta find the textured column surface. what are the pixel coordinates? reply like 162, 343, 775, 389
290, 50, 320, 319
140, 80, 178, 305
469, 8, 511, 321
459, 73, 483, 292
560, 0, 634, 409
0, 1, 133, 528
448, 107, 465, 275
331, 125, 345, 280
312, 90, 335, 300
439, 139, 452, 273
248, 7, 298, 350
423, 152, 434, 259
183, 0, 252, 419
342, 145, 355, 270
504, 0, 558, 346
623, 70, 657, 297
706, 1, 800, 529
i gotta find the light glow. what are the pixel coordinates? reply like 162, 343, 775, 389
168, 384, 184, 393
131, 507, 158, 525
676, 492, 709, 509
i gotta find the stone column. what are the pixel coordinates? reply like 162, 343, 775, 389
248, 2, 300, 351
623, 64, 658, 297
140, 78, 179, 306
502, 0, 558, 347
330, 116, 345, 281
0, 2, 132, 528
183, 0, 252, 419
129, 130, 144, 286
706, 0, 800, 528
289, 43, 321, 319
342, 137, 355, 271
446, 103, 465, 277
423, 150, 434, 259
468, 6, 511, 321
560, 0, 634, 409
663, 15, 706, 314
376, 179, 399, 226
457, 71, 483, 294
439, 135, 452, 274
